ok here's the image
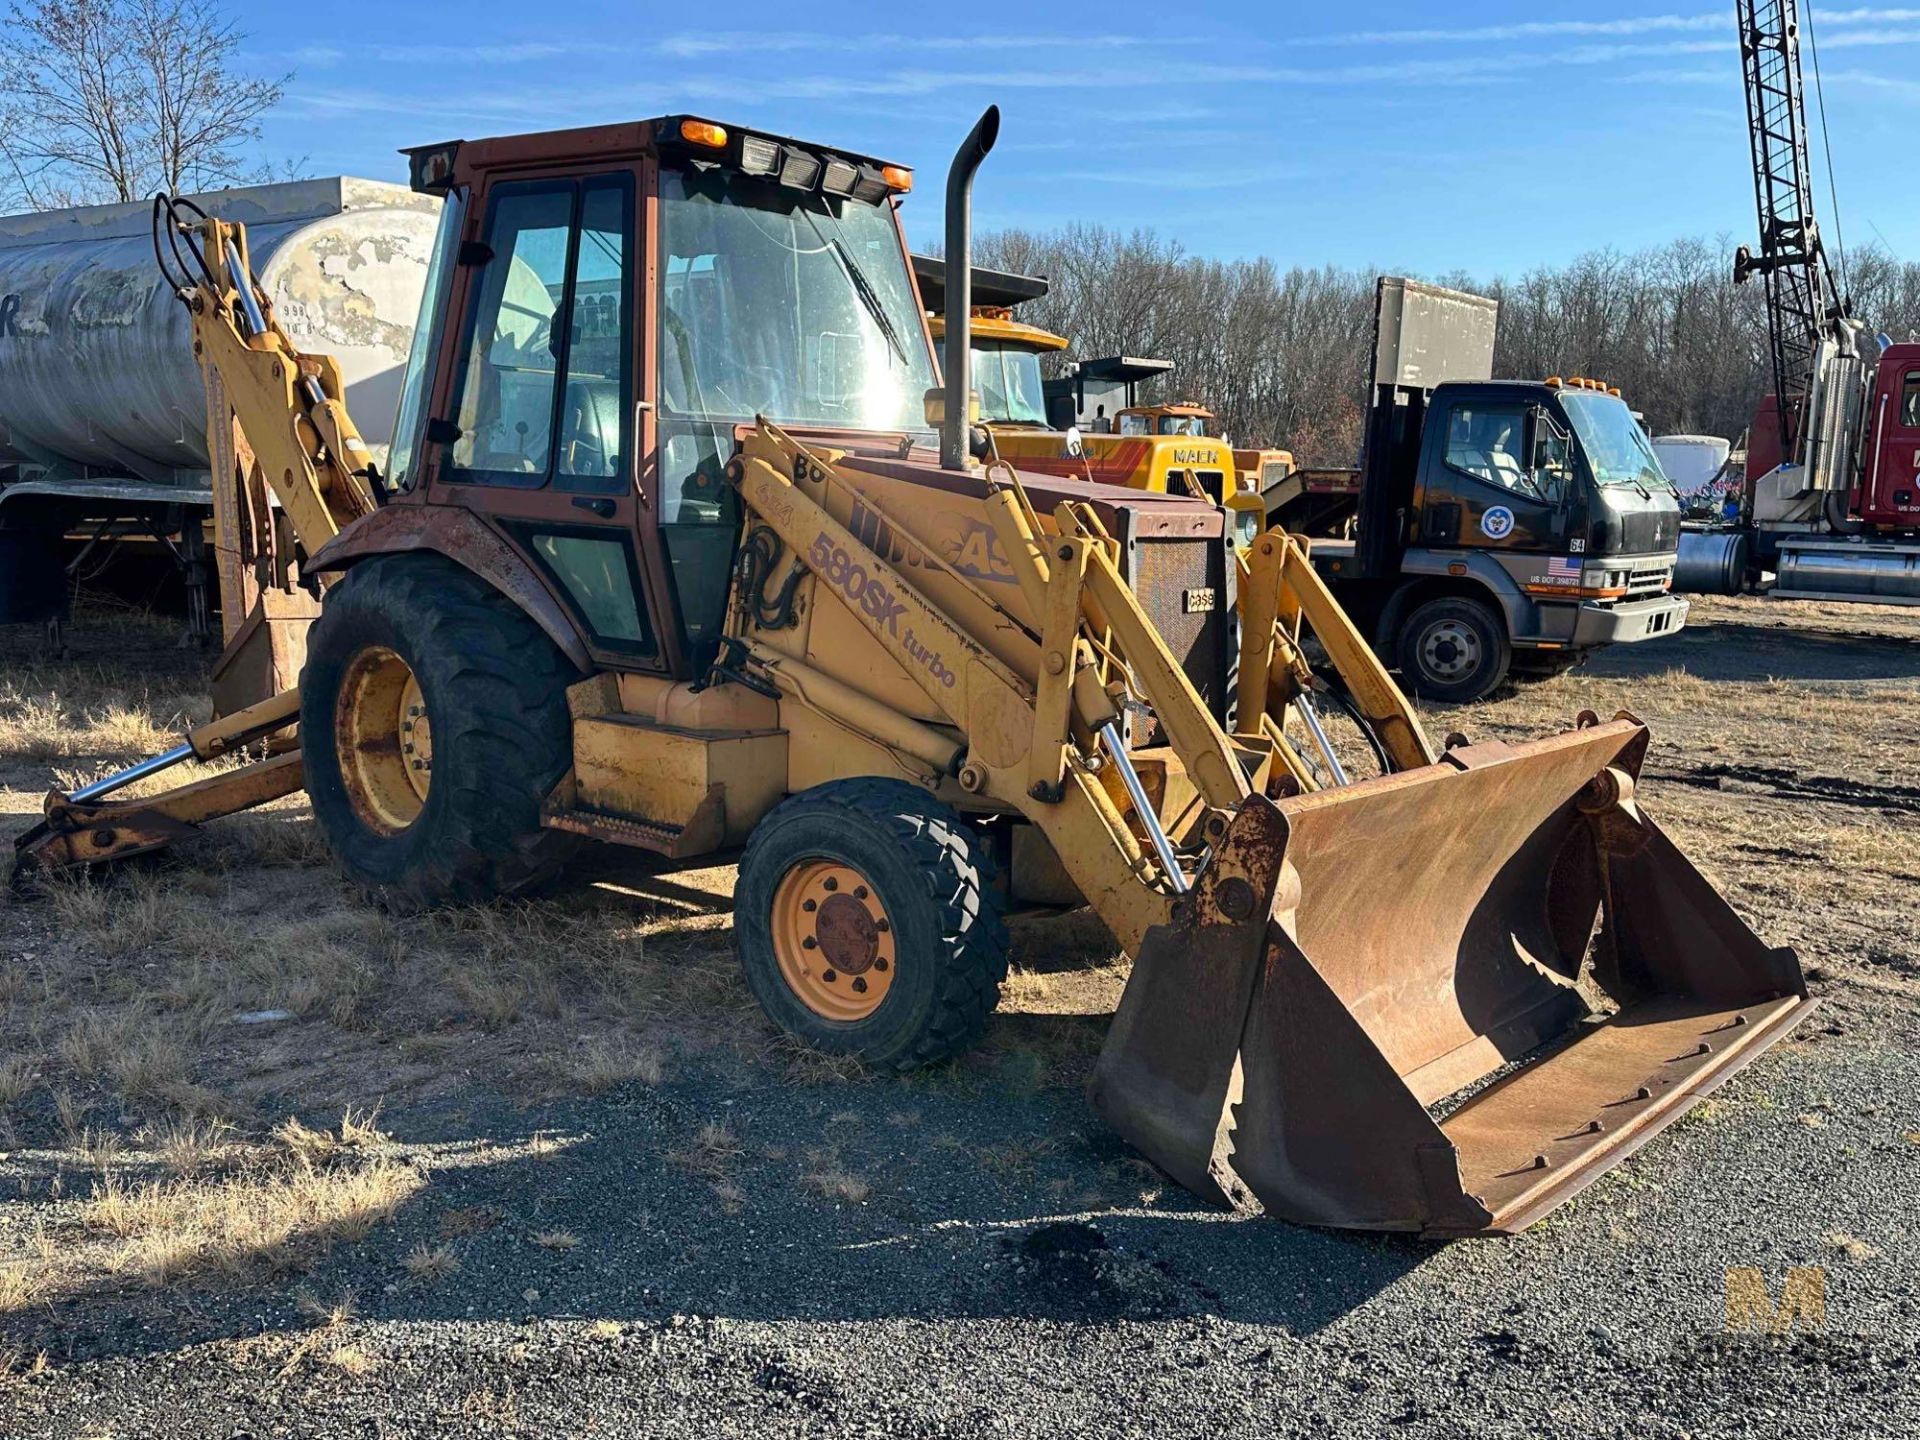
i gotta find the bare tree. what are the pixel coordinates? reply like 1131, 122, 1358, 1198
0, 0, 287, 210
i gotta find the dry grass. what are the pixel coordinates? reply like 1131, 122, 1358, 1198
85, 1157, 418, 1289
295, 1286, 359, 1328
1826, 1231, 1879, 1262
667, 1121, 742, 1181
797, 1150, 872, 1206
0, 1111, 421, 1311
325, 1343, 377, 1376
666, 1120, 746, 1212
0, 1261, 41, 1315
0, 1056, 36, 1110
531, 1228, 580, 1251
570, 1037, 666, 1094
401, 1242, 460, 1282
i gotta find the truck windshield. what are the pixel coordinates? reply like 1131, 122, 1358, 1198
659, 168, 935, 432
973, 340, 1048, 424
1561, 391, 1672, 491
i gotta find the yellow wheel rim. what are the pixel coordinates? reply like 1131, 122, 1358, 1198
770, 860, 895, 1022
336, 646, 432, 835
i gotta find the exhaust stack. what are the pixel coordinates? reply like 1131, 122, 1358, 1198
940, 105, 1000, 472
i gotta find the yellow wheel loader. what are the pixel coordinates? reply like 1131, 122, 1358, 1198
14, 108, 1814, 1235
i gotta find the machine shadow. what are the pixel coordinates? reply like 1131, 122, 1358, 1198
17, 1047, 1438, 1370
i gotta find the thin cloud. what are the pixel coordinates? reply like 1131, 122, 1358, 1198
1299, 14, 1724, 45
657, 31, 1203, 58
1299, 8, 1920, 47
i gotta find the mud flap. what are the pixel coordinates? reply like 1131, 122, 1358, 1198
1091, 715, 1816, 1236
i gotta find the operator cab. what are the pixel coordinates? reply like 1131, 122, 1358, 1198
388, 117, 938, 679
1116, 403, 1215, 439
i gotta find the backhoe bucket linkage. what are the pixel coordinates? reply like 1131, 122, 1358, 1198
1090, 714, 1815, 1236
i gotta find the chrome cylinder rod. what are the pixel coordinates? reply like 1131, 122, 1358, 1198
224, 241, 267, 337
1098, 720, 1191, 895
67, 742, 195, 804
1294, 692, 1351, 788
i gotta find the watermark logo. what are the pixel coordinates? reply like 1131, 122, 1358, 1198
0, 293, 20, 339
1724, 1266, 1826, 1334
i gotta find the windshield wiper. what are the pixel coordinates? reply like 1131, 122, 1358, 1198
798, 205, 910, 369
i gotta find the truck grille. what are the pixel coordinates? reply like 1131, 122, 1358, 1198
1624, 562, 1673, 597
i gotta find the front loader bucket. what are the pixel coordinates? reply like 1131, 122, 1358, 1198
1090, 715, 1815, 1236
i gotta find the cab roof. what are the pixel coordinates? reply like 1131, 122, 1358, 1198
929, 312, 1070, 352
403, 116, 910, 196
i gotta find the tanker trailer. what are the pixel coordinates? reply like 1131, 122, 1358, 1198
0, 177, 441, 662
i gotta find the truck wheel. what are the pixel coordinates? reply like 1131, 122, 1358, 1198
736, 778, 1008, 1070
1396, 595, 1511, 704
301, 553, 579, 905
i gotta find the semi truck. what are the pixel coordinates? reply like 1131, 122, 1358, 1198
1669, 0, 1920, 606
1303, 278, 1688, 702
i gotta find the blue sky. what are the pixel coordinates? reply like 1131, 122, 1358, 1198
244, 2, 1914, 277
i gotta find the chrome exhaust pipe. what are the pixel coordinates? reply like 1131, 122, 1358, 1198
940, 104, 1000, 473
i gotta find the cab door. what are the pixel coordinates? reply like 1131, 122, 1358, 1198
1863, 358, 1920, 524
426, 160, 678, 675
1418, 393, 1557, 551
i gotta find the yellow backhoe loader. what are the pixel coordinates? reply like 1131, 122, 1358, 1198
14, 108, 1813, 1235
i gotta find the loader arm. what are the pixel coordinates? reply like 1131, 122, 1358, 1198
731, 425, 1191, 952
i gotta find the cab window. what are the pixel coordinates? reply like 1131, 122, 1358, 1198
1900, 371, 1920, 428
444, 174, 633, 492
1118, 412, 1150, 436
1443, 402, 1540, 498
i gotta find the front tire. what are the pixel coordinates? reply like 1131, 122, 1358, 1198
301, 554, 579, 905
1396, 595, 1511, 704
735, 779, 1008, 1070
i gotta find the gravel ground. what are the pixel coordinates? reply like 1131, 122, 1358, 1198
2, 596, 1917, 1438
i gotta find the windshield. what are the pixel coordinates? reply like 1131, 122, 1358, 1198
973, 340, 1048, 424
1158, 415, 1207, 436
659, 167, 935, 432
1560, 391, 1672, 491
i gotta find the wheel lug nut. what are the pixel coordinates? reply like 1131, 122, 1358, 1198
851, 977, 867, 994
822, 969, 838, 983
875, 919, 890, 933
823, 877, 838, 891
874, 958, 889, 972
854, 885, 868, 900
802, 899, 817, 913
803, 937, 817, 950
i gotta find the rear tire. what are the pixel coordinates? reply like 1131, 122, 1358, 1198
301, 553, 579, 906
1396, 595, 1511, 704
736, 778, 1008, 1070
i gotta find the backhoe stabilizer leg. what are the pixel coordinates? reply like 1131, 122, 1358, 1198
13, 750, 305, 876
